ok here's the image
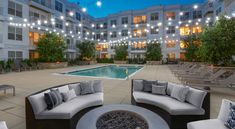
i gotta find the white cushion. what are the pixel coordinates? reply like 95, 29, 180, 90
36, 93, 104, 119
133, 91, 205, 115
167, 82, 176, 95
186, 88, 207, 108
28, 90, 50, 115
187, 119, 227, 129
93, 80, 103, 93
218, 99, 235, 122
69, 83, 80, 96
133, 80, 143, 91
58, 85, 69, 93
61, 89, 77, 102
171, 85, 189, 102
0, 121, 8, 129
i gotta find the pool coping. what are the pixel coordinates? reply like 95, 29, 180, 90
53, 64, 145, 80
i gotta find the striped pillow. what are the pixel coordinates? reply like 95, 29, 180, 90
44, 90, 63, 110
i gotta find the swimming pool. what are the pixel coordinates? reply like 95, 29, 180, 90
64, 65, 143, 79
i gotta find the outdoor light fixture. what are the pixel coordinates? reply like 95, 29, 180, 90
69, 11, 74, 16
193, 5, 198, 9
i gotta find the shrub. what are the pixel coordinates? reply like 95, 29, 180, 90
114, 45, 128, 61
97, 58, 114, 63
77, 41, 96, 61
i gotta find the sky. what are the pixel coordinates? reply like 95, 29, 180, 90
68, 0, 205, 18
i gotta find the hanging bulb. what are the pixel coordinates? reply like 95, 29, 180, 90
96, 0, 102, 7
82, 8, 87, 12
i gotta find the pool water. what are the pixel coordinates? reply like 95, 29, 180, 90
65, 65, 143, 79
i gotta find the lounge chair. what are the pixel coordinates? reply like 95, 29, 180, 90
187, 72, 235, 88
0, 121, 8, 129
184, 69, 227, 84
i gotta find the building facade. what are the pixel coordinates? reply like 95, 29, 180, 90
0, 0, 234, 61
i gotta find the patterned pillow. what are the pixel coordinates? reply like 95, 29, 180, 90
225, 103, 235, 129
143, 80, 158, 92
44, 90, 63, 110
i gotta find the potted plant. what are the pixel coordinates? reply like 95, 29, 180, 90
37, 33, 67, 69
145, 42, 162, 65
114, 45, 128, 64
76, 40, 97, 65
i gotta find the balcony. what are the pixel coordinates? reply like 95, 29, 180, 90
131, 47, 146, 52
67, 44, 77, 50
101, 48, 108, 52
29, 0, 52, 13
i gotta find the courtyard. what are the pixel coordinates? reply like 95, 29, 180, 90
0, 64, 235, 129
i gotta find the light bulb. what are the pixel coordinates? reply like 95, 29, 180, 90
96, 0, 102, 7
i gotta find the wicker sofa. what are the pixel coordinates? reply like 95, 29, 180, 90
131, 79, 210, 129
25, 82, 104, 129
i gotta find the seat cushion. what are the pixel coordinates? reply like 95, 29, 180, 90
133, 91, 205, 115
28, 90, 50, 115
36, 93, 103, 119
186, 88, 207, 108
187, 119, 227, 129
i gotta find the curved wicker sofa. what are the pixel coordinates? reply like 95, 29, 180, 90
131, 79, 210, 129
25, 82, 103, 129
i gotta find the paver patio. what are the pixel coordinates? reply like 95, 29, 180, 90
0, 64, 234, 129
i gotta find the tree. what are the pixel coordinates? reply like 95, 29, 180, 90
37, 33, 66, 62
76, 40, 96, 61
199, 16, 235, 65
146, 42, 162, 61
114, 45, 128, 61
183, 34, 201, 62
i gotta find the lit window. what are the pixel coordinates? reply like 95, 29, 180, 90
180, 41, 187, 49
133, 28, 146, 38
180, 26, 190, 36
166, 12, 175, 20
192, 26, 202, 34
166, 41, 176, 48
133, 16, 147, 24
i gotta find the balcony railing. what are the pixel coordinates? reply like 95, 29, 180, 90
67, 45, 76, 50
131, 47, 146, 51
31, 0, 51, 8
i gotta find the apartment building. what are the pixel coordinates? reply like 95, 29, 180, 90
0, 0, 234, 61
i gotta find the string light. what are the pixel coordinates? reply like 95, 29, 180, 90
96, 0, 102, 7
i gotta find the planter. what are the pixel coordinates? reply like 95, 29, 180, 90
79, 60, 97, 65
38, 62, 68, 69
114, 60, 128, 64
146, 61, 162, 65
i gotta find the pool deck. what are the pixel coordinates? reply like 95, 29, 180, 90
0, 64, 235, 129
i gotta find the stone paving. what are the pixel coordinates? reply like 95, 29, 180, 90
0, 64, 234, 129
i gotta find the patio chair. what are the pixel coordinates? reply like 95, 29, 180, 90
0, 121, 8, 129
187, 99, 234, 129
174, 64, 205, 76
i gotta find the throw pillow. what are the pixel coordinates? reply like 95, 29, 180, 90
225, 103, 235, 129
133, 80, 144, 91
44, 90, 63, 110
80, 81, 95, 95
185, 88, 207, 108
69, 83, 80, 96
166, 82, 176, 95
58, 85, 69, 93
171, 85, 190, 102
61, 89, 77, 102
143, 80, 158, 92
93, 80, 103, 93
152, 84, 167, 95
157, 81, 168, 86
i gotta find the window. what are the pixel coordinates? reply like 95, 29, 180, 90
180, 12, 190, 21
151, 13, 159, 21
55, 18, 63, 29
76, 12, 81, 21
192, 26, 202, 34
110, 20, 117, 26
29, 32, 40, 45
111, 32, 117, 38
166, 42, 176, 48
180, 41, 187, 49
193, 11, 202, 19
166, 12, 175, 20
8, 51, 23, 60
96, 34, 101, 40
8, 1, 22, 18
121, 30, 128, 37
133, 16, 147, 24
8, 26, 22, 41
121, 17, 128, 24
151, 26, 159, 35
180, 26, 190, 36
216, 7, 222, 16
166, 26, 175, 34
167, 53, 176, 60
133, 28, 146, 38
55, 0, 63, 12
